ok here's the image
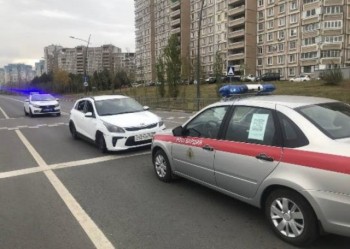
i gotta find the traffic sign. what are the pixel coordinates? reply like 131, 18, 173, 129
227, 66, 235, 76
83, 82, 88, 87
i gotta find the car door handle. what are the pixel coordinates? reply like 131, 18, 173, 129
202, 145, 214, 151
256, 153, 274, 162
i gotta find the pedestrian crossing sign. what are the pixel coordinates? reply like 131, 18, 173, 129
227, 66, 235, 76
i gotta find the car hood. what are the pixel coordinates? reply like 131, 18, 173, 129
31, 100, 58, 105
336, 137, 350, 145
99, 111, 160, 128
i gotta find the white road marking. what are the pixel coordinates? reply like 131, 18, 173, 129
167, 117, 174, 120
0, 106, 9, 119
15, 130, 115, 249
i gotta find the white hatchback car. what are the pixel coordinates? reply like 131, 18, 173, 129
24, 93, 61, 117
289, 75, 311, 82
69, 95, 165, 152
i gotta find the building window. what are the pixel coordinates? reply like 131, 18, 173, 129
290, 28, 297, 37
267, 57, 273, 65
258, 34, 263, 43
324, 20, 342, 29
304, 0, 317, 4
324, 6, 342, 14
268, 7, 274, 17
279, 4, 285, 14
278, 43, 284, 51
289, 67, 295, 76
268, 20, 274, 29
278, 17, 285, 26
258, 58, 263, 65
301, 52, 318, 59
258, 11, 264, 19
278, 55, 285, 64
304, 9, 316, 18
268, 0, 274, 4
322, 36, 343, 43
289, 54, 296, 63
290, 1, 297, 11
290, 14, 297, 24
258, 47, 263, 54
278, 30, 285, 39
321, 50, 341, 58
258, 0, 264, 7
303, 23, 319, 32
302, 37, 316, 46
267, 32, 273, 41
258, 23, 264, 31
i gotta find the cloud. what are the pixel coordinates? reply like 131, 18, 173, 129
35, 9, 79, 19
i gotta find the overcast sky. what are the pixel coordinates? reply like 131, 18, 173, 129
0, 0, 135, 68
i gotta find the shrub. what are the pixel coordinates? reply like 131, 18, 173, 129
321, 66, 343, 85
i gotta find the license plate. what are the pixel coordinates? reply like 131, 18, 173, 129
134, 132, 155, 142
43, 108, 52, 112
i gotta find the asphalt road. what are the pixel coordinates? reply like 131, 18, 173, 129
0, 94, 349, 249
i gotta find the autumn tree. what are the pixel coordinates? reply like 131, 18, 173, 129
164, 34, 181, 98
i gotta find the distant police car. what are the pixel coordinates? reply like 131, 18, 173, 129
69, 95, 165, 152
24, 93, 61, 117
151, 84, 350, 246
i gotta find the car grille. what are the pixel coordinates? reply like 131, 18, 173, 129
40, 105, 55, 109
124, 123, 157, 131
125, 137, 152, 146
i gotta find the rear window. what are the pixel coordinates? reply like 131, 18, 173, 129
296, 102, 350, 139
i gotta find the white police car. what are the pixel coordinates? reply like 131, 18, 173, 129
69, 95, 165, 152
151, 84, 350, 246
24, 93, 61, 117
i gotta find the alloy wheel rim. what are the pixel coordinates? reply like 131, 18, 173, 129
155, 155, 166, 177
270, 197, 304, 238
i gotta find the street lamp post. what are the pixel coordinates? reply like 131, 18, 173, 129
70, 35, 91, 95
196, 0, 205, 111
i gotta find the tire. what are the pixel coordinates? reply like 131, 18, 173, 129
265, 189, 319, 246
24, 107, 28, 116
153, 149, 173, 182
96, 132, 108, 153
29, 108, 34, 117
69, 121, 79, 140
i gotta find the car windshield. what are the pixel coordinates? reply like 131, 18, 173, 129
31, 94, 55, 101
297, 102, 350, 139
95, 97, 144, 116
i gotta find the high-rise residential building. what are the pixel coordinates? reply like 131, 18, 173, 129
35, 60, 45, 77
135, 0, 350, 81
3, 64, 35, 85
257, 0, 350, 79
135, 0, 256, 83
0, 68, 5, 87
44, 44, 125, 75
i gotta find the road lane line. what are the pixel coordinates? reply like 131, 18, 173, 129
0, 106, 9, 119
15, 130, 115, 249
0, 152, 150, 180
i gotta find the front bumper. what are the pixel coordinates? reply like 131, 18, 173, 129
307, 190, 350, 237
31, 106, 60, 114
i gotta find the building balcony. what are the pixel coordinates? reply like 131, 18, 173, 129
228, 5, 245, 17
300, 59, 319, 66
228, 0, 244, 5
228, 29, 245, 38
171, 9, 180, 19
320, 43, 342, 50
170, 0, 180, 10
171, 18, 180, 28
227, 53, 244, 60
171, 27, 181, 34
320, 57, 341, 64
228, 41, 244, 50
301, 45, 318, 53
228, 17, 245, 27
324, 0, 343, 5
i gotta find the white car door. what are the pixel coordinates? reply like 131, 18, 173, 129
80, 100, 98, 140
72, 100, 88, 137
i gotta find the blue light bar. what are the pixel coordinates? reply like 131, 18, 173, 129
219, 83, 275, 98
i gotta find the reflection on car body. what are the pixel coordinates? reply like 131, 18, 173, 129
151, 84, 350, 246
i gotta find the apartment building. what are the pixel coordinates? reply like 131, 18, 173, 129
34, 60, 45, 77
0, 68, 5, 87
44, 45, 63, 74
3, 64, 35, 85
135, 0, 256, 83
257, 0, 350, 79
44, 44, 123, 75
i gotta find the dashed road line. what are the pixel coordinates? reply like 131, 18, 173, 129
15, 129, 115, 249
0, 106, 9, 119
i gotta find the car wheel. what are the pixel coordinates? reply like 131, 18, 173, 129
265, 189, 318, 246
69, 121, 79, 140
24, 107, 28, 116
153, 149, 173, 182
96, 132, 108, 153
29, 108, 34, 117
56, 112, 61, 117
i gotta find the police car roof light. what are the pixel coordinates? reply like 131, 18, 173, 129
219, 83, 275, 98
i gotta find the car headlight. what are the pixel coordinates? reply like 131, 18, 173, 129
54, 104, 60, 107
103, 121, 125, 133
31, 104, 40, 108
158, 120, 164, 127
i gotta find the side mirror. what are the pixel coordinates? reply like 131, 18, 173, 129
172, 126, 184, 136
25, 99, 29, 102
85, 112, 93, 118
143, 106, 149, 110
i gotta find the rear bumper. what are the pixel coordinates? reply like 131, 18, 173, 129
307, 190, 350, 237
